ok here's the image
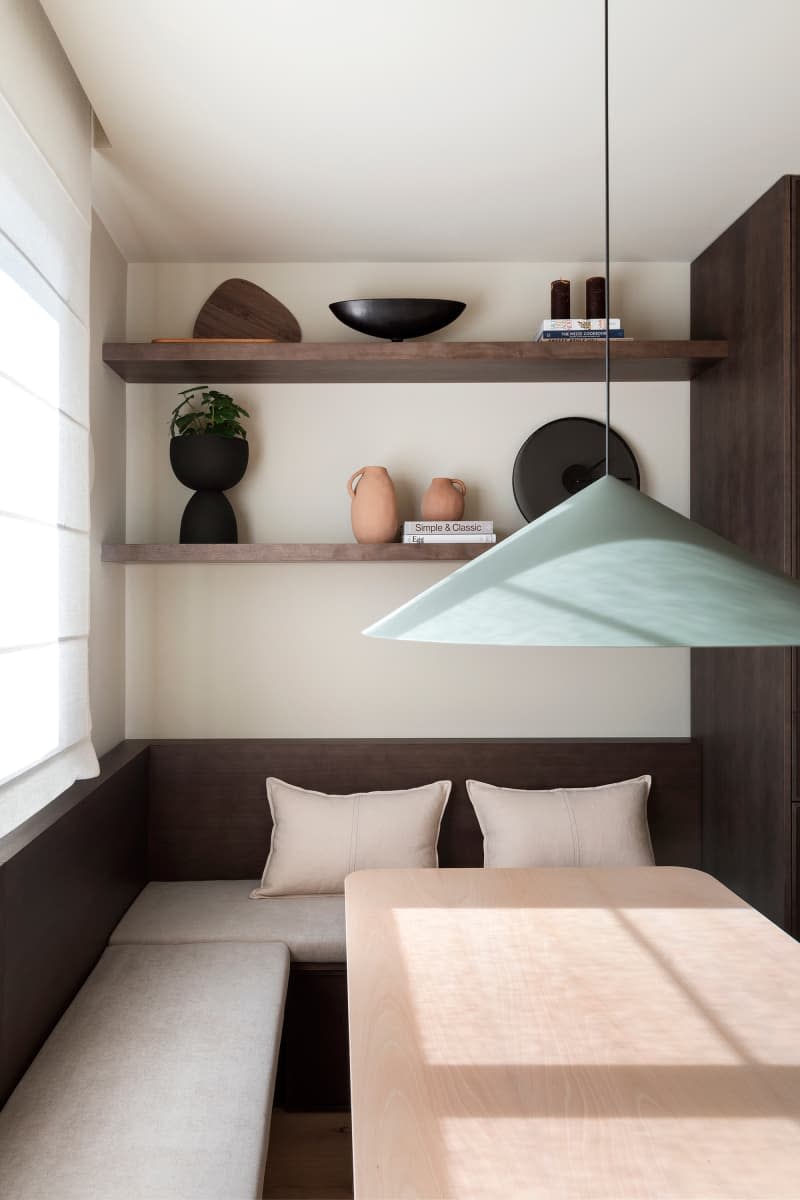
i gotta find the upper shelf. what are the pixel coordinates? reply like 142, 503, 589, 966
101, 542, 494, 564
102, 340, 728, 384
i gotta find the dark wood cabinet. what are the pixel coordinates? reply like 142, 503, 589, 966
793, 804, 800, 934
691, 175, 797, 934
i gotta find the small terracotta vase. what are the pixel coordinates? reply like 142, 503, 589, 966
421, 477, 467, 521
347, 466, 400, 543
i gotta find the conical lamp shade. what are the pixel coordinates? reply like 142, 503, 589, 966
363, 477, 800, 647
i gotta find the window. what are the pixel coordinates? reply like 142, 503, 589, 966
0, 81, 98, 836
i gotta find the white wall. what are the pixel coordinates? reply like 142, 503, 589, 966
1, 0, 91, 222
89, 214, 126, 754
124, 261, 691, 739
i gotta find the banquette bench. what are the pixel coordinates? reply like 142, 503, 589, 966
0, 738, 701, 1198
0, 941, 289, 1199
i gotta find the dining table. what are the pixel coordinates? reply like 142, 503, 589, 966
345, 866, 800, 1199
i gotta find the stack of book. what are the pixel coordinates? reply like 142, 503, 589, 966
536, 318, 625, 341
402, 520, 496, 545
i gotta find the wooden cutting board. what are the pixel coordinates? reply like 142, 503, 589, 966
152, 338, 276, 343
193, 278, 302, 341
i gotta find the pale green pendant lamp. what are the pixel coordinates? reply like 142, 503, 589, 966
364, 2, 800, 650
364, 476, 800, 646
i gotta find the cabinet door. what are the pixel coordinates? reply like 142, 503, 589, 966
691, 176, 794, 929
792, 802, 799, 937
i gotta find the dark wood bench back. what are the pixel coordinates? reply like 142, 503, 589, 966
147, 738, 701, 879
0, 743, 148, 1106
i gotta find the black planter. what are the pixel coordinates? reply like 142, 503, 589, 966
169, 434, 249, 543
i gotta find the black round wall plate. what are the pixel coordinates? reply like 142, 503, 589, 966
512, 416, 640, 522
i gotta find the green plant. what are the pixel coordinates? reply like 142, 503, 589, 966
169, 386, 250, 439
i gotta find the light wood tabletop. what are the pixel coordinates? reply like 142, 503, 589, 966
345, 867, 800, 1199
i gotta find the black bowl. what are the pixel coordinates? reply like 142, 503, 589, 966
329, 298, 466, 341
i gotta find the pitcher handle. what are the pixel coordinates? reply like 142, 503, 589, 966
347, 467, 367, 499
451, 478, 467, 496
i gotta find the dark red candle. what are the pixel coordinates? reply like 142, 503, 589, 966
585, 276, 606, 319
550, 278, 570, 319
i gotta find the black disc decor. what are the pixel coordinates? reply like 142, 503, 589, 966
512, 416, 640, 522
170, 434, 249, 543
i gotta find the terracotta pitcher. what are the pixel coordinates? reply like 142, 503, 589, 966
347, 466, 399, 543
421, 477, 467, 521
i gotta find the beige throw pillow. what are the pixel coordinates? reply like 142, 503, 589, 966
466, 776, 654, 868
251, 777, 451, 897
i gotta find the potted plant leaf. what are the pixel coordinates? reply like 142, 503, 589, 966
169, 385, 251, 543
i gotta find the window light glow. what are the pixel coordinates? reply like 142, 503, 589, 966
390, 905, 759, 1067
0, 266, 61, 785
0, 647, 59, 784
0, 267, 59, 404
0, 376, 59, 522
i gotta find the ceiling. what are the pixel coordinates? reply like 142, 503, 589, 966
41, 0, 800, 263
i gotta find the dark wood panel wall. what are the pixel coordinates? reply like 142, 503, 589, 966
0, 743, 149, 1106
691, 175, 797, 931
146, 738, 702, 879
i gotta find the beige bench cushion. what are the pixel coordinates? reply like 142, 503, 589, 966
110, 880, 346, 961
0, 941, 289, 1200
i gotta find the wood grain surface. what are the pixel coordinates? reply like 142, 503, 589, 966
262, 1110, 353, 1199
101, 542, 492, 563
346, 867, 800, 1199
102, 339, 727, 384
193, 278, 301, 341
691, 176, 795, 931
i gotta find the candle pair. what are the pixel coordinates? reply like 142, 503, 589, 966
551, 277, 606, 320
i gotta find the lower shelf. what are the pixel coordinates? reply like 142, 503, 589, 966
101, 542, 496, 564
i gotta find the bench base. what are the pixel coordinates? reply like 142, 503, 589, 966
279, 964, 350, 1111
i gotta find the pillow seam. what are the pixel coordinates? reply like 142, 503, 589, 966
561, 793, 581, 866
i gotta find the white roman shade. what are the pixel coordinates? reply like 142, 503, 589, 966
0, 41, 98, 836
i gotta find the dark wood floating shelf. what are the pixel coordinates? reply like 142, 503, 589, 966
102, 340, 728, 384
101, 542, 495, 564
